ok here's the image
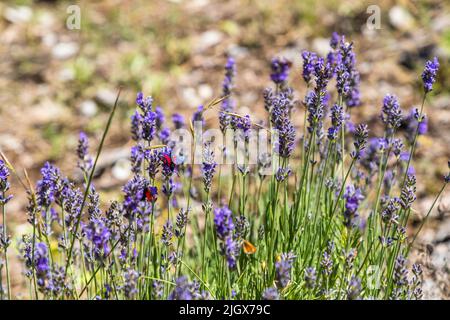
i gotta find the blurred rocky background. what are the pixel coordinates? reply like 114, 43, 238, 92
0, 0, 448, 298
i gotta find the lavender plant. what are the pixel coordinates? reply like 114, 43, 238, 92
1, 34, 447, 300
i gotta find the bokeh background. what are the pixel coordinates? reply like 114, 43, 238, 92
0, 0, 449, 298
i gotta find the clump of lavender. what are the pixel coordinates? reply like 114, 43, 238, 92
3, 33, 447, 301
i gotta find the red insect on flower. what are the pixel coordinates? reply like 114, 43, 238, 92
160, 152, 176, 172
142, 186, 158, 202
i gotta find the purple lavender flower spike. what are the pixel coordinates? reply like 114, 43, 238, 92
214, 206, 238, 268
381, 94, 402, 131
421, 57, 439, 93
330, 32, 340, 49
336, 37, 360, 107
169, 276, 203, 300
130, 111, 142, 141
84, 217, 111, 260
202, 143, 217, 193
262, 287, 279, 300
36, 162, 63, 208
214, 206, 234, 240
142, 109, 157, 142
219, 57, 236, 132
445, 163, 450, 183
270, 57, 291, 86
154, 106, 165, 130
161, 220, 173, 246
172, 113, 185, 129
0, 160, 12, 205
275, 252, 296, 289
404, 108, 427, 144
192, 105, 204, 126
343, 184, 364, 228
136, 92, 153, 113
158, 127, 170, 145
301, 51, 317, 85
270, 92, 296, 158
77, 132, 89, 161
304, 267, 317, 289
34, 242, 50, 290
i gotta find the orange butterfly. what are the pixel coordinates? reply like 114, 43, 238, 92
242, 240, 257, 255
